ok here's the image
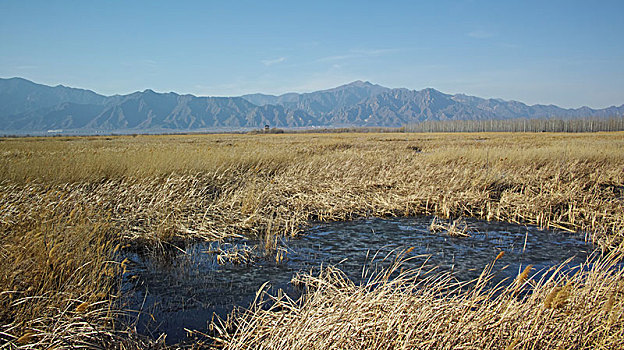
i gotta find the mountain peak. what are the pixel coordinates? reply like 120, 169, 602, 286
346, 80, 372, 87
1, 77, 32, 83
340, 80, 386, 90
420, 87, 444, 94
326, 80, 389, 93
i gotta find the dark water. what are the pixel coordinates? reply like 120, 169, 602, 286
121, 216, 593, 344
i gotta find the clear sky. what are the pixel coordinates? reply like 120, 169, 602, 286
1, 0, 623, 108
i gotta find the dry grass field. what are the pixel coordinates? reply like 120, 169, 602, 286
1, 132, 623, 348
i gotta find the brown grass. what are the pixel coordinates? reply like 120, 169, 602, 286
212, 251, 624, 350
1, 131, 623, 348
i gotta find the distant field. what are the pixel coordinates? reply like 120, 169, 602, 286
1, 132, 623, 348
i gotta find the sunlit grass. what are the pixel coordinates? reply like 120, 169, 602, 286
1, 131, 623, 347
213, 251, 624, 349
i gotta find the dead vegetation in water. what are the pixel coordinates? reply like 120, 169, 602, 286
1, 132, 624, 347
429, 216, 472, 237
205, 243, 256, 266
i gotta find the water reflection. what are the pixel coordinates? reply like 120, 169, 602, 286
121, 216, 592, 344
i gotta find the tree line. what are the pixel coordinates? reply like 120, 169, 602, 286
404, 116, 624, 133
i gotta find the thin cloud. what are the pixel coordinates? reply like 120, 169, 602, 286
15, 65, 38, 70
500, 43, 521, 49
467, 29, 494, 39
317, 54, 357, 62
351, 48, 403, 56
261, 57, 287, 66
317, 48, 402, 63
120, 59, 159, 68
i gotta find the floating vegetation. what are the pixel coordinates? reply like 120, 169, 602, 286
205, 243, 255, 266
429, 216, 472, 237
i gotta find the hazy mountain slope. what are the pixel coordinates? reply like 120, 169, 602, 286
85, 90, 316, 130
0, 77, 109, 117
451, 94, 624, 119
327, 88, 497, 126
243, 81, 391, 117
1, 77, 623, 132
2, 103, 105, 130
240, 92, 300, 106
245, 82, 624, 127
0, 80, 318, 131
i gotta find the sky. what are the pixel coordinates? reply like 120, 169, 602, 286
1, 0, 623, 108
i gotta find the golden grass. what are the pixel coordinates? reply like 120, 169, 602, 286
1, 131, 623, 348
212, 251, 624, 350
0, 202, 131, 347
4, 132, 622, 244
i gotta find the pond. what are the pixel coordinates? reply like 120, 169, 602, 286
120, 216, 593, 344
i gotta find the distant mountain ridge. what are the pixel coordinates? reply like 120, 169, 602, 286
1, 77, 623, 133
0, 77, 110, 118
245, 83, 624, 126
242, 80, 390, 115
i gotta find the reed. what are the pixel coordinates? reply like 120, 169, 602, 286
429, 217, 471, 237
212, 251, 624, 349
5, 132, 622, 246
1, 131, 623, 347
0, 202, 157, 348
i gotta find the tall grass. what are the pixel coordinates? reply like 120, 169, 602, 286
1, 131, 623, 347
0, 198, 131, 347
213, 251, 624, 349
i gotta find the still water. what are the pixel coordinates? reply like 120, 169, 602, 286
121, 216, 592, 344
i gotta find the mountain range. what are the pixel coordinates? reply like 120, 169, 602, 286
1, 77, 623, 133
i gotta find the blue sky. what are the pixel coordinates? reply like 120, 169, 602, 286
1, 0, 623, 108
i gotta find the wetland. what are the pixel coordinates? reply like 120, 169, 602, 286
1, 132, 623, 349
123, 217, 592, 344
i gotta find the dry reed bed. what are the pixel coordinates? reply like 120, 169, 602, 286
214, 251, 624, 349
5, 133, 621, 245
0, 202, 129, 348
1, 132, 623, 348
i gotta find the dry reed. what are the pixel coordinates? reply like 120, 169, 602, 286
429, 217, 471, 237
212, 251, 624, 349
1, 131, 623, 348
